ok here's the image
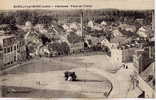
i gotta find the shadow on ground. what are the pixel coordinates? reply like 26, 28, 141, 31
75, 79, 105, 82
1, 85, 86, 98
5, 58, 90, 74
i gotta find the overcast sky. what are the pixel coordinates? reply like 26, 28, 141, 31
0, 0, 154, 10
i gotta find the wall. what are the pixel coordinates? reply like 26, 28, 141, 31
0, 51, 3, 70
122, 48, 137, 63
111, 49, 122, 63
133, 49, 153, 73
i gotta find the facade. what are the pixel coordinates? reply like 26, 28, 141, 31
111, 49, 122, 63
149, 37, 155, 59
133, 49, 145, 73
133, 48, 153, 73
0, 45, 3, 70
122, 48, 137, 62
0, 35, 16, 69
16, 39, 27, 62
0, 35, 26, 70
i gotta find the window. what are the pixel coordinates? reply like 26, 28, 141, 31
7, 47, 10, 53
0, 53, 2, 59
4, 48, 7, 53
14, 45, 16, 50
11, 61, 13, 64
10, 46, 13, 52
14, 56, 16, 61
0, 47, 2, 51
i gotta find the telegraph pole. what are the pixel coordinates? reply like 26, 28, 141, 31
81, 9, 86, 52
81, 10, 84, 39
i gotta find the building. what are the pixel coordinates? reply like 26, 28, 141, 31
133, 48, 154, 73
111, 49, 122, 63
0, 34, 26, 70
148, 37, 155, 59
140, 62, 155, 89
0, 35, 16, 69
0, 45, 3, 70
133, 36, 155, 73
122, 48, 137, 63
16, 38, 27, 62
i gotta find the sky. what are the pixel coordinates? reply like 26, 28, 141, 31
0, 0, 154, 10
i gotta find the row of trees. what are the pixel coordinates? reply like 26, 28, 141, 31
0, 10, 153, 25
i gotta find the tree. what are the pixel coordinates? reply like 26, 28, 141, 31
67, 32, 82, 44
40, 34, 51, 45
61, 42, 70, 55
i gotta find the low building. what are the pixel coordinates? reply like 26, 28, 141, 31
0, 34, 26, 70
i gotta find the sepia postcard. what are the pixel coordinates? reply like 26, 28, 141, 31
0, 0, 155, 99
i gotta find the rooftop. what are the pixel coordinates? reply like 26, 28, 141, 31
140, 62, 155, 89
0, 34, 15, 46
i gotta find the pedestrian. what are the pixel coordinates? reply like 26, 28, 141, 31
71, 72, 77, 81
125, 65, 128, 69
64, 71, 77, 81
136, 79, 139, 88
64, 71, 69, 81
120, 64, 126, 69
130, 75, 135, 89
67, 76, 73, 81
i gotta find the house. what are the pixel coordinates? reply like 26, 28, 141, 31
119, 24, 137, 33
24, 30, 42, 55
70, 22, 78, 30
135, 18, 144, 25
87, 20, 94, 28
112, 29, 123, 37
0, 35, 17, 69
85, 35, 99, 46
137, 27, 147, 38
38, 45, 50, 57
62, 24, 69, 31
24, 21, 33, 31
100, 21, 107, 26
0, 34, 26, 70
101, 38, 110, 46
110, 35, 129, 45
34, 24, 48, 34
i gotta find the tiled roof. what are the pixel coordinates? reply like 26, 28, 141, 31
140, 62, 155, 89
